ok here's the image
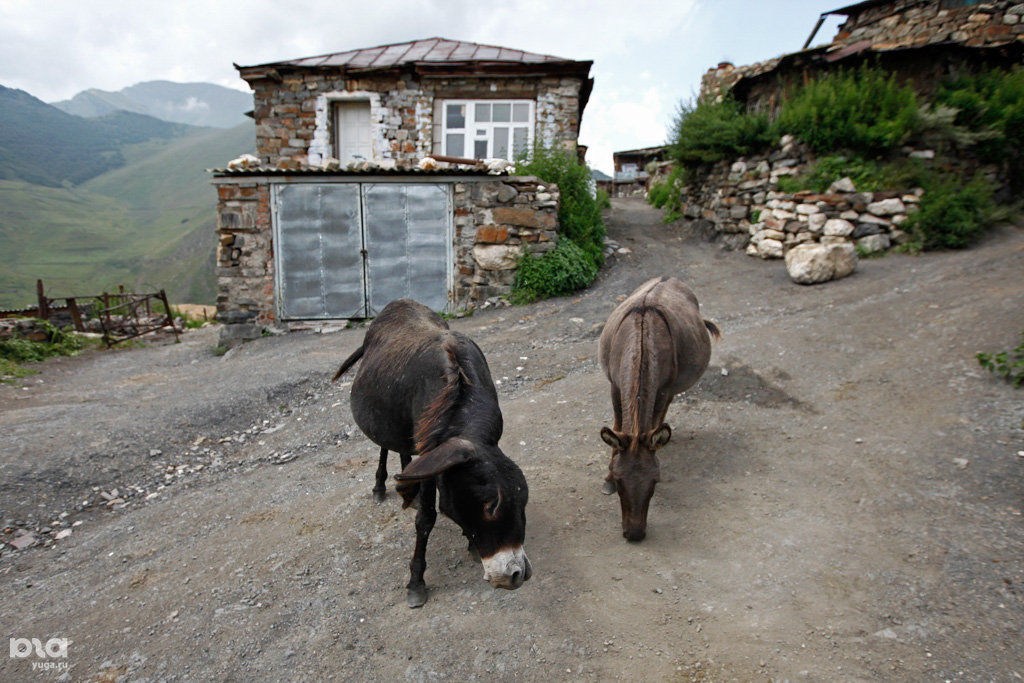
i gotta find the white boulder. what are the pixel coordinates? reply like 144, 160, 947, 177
785, 242, 858, 284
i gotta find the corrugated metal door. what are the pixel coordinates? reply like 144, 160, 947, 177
274, 182, 450, 319
362, 183, 450, 316
274, 183, 366, 319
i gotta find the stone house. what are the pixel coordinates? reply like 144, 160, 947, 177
213, 38, 593, 343
701, 0, 1024, 110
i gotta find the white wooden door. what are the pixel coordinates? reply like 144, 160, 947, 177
335, 102, 372, 164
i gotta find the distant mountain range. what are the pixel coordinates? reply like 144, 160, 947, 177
0, 80, 255, 307
51, 81, 252, 129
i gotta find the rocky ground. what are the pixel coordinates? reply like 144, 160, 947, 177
1, 198, 1022, 681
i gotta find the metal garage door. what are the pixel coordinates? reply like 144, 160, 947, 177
273, 182, 450, 319
362, 183, 450, 316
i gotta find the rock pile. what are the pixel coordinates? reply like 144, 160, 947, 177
746, 180, 920, 261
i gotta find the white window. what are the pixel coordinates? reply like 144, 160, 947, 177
441, 100, 534, 161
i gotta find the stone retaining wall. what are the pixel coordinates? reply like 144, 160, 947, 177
673, 136, 940, 260
213, 175, 558, 343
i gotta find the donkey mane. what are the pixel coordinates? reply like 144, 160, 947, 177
414, 336, 472, 453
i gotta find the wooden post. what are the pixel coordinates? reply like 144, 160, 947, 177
67, 298, 84, 331
36, 279, 49, 320
159, 290, 180, 342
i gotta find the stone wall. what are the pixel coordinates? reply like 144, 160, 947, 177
675, 136, 929, 260
699, 2, 1024, 106
248, 72, 583, 169
213, 175, 558, 343
834, 1, 1024, 50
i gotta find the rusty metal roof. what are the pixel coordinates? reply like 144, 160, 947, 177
241, 37, 578, 71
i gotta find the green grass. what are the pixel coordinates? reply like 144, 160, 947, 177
0, 320, 100, 381
976, 330, 1024, 388
0, 122, 253, 308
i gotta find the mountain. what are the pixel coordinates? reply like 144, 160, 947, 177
52, 81, 252, 129
0, 85, 194, 187
0, 122, 254, 308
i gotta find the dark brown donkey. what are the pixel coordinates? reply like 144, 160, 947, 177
332, 299, 531, 607
598, 276, 720, 542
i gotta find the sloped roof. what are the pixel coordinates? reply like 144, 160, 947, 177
241, 37, 581, 70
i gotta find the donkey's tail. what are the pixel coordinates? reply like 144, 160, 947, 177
704, 319, 722, 342
331, 344, 365, 381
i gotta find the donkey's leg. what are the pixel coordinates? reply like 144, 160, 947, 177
603, 385, 623, 495
372, 445, 388, 503
407, 479, 437, 608
395, 452, 420, 508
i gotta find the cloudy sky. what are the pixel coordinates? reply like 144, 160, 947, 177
0, 0, 845, 173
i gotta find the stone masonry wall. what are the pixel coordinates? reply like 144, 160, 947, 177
249, 72, 583, 169
675, 136, 929, 260
699, 2, 1024, 104
834, 1, 1024, 50
213, 175, 558, 343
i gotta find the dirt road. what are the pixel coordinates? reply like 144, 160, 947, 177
2, 198, 1022, 680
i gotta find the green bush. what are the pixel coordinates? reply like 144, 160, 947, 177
902, 174, 994, 250
510, 144, 606, 304
516, 145, 605, 267
669, 98, 772, 168
777, 155, 931, 194
0, 320, 88, 374
934, 67, 1024, 188
510, 239, 599, 304
596, 188, 611, 210
976, 330, 1024, 388
776, 66, 921, 156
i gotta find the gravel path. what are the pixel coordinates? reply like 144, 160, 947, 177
1, 198, 1022, 681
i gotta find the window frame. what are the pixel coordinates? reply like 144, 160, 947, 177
440, 99, 535, 161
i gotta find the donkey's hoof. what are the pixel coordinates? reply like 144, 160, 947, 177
372, 489, 386, 503
406, 587, 428, 608
601, 480, 616, 495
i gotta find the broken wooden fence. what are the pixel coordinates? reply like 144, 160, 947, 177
0, 280, 180, 347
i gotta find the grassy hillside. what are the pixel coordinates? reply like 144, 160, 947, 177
0, 85, 195, 187
0, 122, 254, 308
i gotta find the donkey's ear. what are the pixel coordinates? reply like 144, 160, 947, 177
646, 423, 671, 450
395, 438, 475, 482
600, 427, 625, 450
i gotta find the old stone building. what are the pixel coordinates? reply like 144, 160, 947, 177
701, 0, 1024, 110
213, 38, 593, 343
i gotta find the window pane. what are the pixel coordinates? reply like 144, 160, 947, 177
474, 139, 488, 159
446, 133, 465, 157
493, 127, 509, 159
513, 127, 528, 156
492, 103, 511, 122
475, 103, 490, 123
476, 129, 486, 136
446, 104, 465, 129
513, 103, 530, 122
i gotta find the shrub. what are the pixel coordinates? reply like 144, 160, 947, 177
777, 155, 931, 194
516, 144, 605, 267
669, 97, 772, 168
510, 239, 599, 304
0, 320, 89, 379
596, 188, 611, 210
934, 67, 1024, 188
976, 330, 1024, 388
902, 174, 994, 250
775, 66, 921, 156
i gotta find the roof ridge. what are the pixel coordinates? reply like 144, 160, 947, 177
239, 37, 577, 71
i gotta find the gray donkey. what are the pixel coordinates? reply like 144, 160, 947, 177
598, 276, 720, 541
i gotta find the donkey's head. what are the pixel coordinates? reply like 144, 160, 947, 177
395, 437, 532, 589
600, 423, 671, 542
